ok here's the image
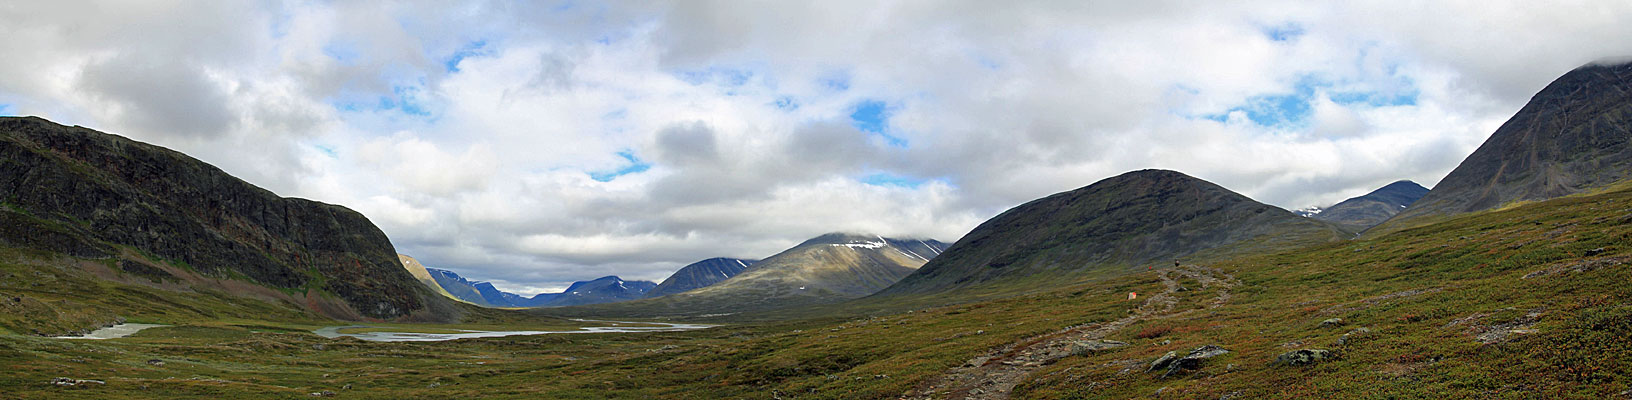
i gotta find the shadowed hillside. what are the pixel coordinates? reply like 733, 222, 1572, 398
878, 169, 1350, 297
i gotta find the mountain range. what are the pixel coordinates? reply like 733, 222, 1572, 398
545, 233, 947, 317
399, 254, 656, 308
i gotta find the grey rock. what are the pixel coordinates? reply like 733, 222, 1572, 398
49, 377, 104, 386
1147, 351, 1181, 373
1337, 327, 1371, 346
1071, 339, 1129, 356
1319, 318, 1345, 328
1275, 348, 1335, 366
1150, 345, 1230, 378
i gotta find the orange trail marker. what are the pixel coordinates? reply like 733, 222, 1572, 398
1128, 292, 1138, 301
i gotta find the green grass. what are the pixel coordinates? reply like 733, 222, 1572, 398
1, 185, 1630, 398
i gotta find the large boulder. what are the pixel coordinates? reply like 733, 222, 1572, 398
1148, 345, 1229, 378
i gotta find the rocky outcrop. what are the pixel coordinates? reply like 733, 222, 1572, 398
0, 117, 450, 320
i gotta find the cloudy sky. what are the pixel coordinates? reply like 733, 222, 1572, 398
2, 1, 1629, 294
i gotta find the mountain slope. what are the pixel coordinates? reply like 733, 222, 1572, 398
1311, 180, 1429, 231
694, 234, 948, 299
423, 268, 500, 307
1371, 61, 1632, 234
645, 258, 757, 298
878, 169, 1350, 296
0, 116, 454, 321
397, 254, 461, 301
541, 233, 948, 317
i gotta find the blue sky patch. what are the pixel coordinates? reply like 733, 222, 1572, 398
328, 83, 436, 122
850, 100, 909, 147
444, 40, 489, 72
820, 72, 851, 92
387, 85, 432, 116
323, 41, 361, 64
674, 67, 753, 87
773, 96, 798, 110
1202, 72, 1419, 128
0, 103, 12, 116
1263, 23, 1305, 42
1202, 75, 1323, 127
313, 144, 338, 158
589, 150, 651, 182
1330, 88, 1419, 107
859, 172, 927, 188
850, 100, 889, 133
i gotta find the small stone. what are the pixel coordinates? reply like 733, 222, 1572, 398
147, 359, 165, 366
1337, 327, 1371, 346
1319, 318, 1345, 328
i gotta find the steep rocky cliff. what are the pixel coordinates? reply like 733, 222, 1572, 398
1372, 61, 1632, 234
0, 117, 452, 321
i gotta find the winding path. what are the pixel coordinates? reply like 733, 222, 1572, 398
906, 265, 1237, 400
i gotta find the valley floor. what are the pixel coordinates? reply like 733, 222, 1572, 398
4, 187, 1632, 399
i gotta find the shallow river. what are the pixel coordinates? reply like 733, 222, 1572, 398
312, 319, 713, 342
53, 323, 168, 340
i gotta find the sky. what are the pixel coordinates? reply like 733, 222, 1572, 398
2, 1, 1630, 295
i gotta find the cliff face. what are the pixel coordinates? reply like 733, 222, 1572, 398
0, 117, 449, 320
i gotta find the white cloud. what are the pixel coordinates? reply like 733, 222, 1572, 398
2, 1, 1628, 291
